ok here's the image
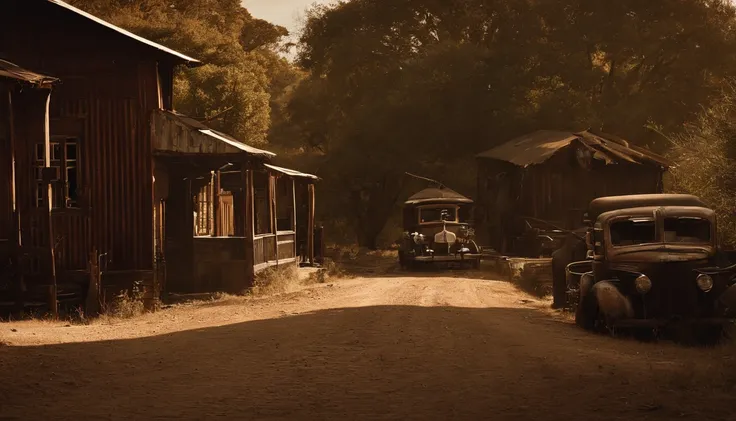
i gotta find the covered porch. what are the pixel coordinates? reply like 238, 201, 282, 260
152, 110, 318, 295
0, 59, 60, 313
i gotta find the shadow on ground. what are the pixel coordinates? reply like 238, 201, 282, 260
0, 305, 733, 420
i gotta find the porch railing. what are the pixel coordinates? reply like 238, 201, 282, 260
253, 231, 297, 272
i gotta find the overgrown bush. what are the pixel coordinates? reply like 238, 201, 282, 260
666, 82, 736, 247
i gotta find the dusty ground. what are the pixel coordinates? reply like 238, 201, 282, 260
0, 255, 734, 420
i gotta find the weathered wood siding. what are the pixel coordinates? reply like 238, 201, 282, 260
1, 4, 167, 280
0, 82, 11, 243
477, 147, 665, 251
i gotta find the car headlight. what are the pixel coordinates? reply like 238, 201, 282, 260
696, 274, 714, 293
635, 274, 652, 294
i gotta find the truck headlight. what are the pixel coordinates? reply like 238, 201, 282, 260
635, 275, 652, 294
696, 274, 714, 292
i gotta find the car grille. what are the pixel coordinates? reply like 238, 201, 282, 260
640, 262, 707, 318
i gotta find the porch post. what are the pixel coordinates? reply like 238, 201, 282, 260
270, 173, 278, 265
292, 179, 297, 262
7, 89, 24, 313
211, 170, 219, 237
307, 182, 315, 266
42, 90, 58, 319
243, 166, 255, 287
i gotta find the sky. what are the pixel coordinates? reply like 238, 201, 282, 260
242, 0, 335, 35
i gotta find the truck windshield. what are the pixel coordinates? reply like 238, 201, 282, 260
610, 218, 656, 246
664, 217, 710, 244
420, 208, 457, 223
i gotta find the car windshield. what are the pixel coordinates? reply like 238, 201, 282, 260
419, 207, 456, 223
664, 217, 711, 244
609, 218, 656, 246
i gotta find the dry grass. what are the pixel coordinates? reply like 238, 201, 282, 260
250, 264, 308, 297
97, 285, 148, 322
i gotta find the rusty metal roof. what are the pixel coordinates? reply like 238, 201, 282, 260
47, 0, 201, 66
264, 164, 319, 181
476, 130, 671, 168
153, 110, 276, 158
0, 58, 58, 86
405, 187, 473, 205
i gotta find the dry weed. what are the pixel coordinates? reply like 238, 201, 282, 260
101, 283, 146, 319
250, 264, 301, 297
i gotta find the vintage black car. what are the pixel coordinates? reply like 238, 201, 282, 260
398, 187, 481, 269
566, 194, 736, 342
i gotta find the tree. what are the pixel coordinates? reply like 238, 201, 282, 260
69, 0, 303, 145
284, 0, 736, 248
666, 82, 736, 246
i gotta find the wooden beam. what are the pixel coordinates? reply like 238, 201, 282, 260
7, 88, 24, 313
43, 91, 57, 319
243, 168, 255, 287
270, 174, 278, 265
292, 179, 297, 261
307, 183, 315, 266
211, 170, 219, 237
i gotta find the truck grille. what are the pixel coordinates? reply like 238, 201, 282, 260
641, 262, 706, 318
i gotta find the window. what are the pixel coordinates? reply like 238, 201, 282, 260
664, 217, 710, 244
419, 207, 457, 224
609, 218, 656, 246
194, 180, 213, 237
34, 137, 80, 209
254, 172, 271, 235
276, 177, 294, 232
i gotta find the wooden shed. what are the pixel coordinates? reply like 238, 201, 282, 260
475, 130, 670, 256
0, 0, 320, 313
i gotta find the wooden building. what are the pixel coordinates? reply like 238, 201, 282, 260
0, 0, 319, 312
475, 130, 670, 255
153, 111, 319, 295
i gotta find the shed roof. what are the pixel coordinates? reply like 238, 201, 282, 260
0, 58, 58, 86
153, 110, 276, 158
46, 0, 201, 66
264, 164, 319, 181
404, 187, 474, 205
476, 130, 671, 169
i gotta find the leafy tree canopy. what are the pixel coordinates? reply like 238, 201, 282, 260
281, 0, 736, 247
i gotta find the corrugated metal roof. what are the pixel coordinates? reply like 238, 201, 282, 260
201, 129, 276, 158
264, 164, 319, 181
155, 110, 276, 158
405, 187, 473, 205
476, 130, 579, 167
47, 0, 201, 66
0, 58, 58, 86
476, 129, 671, 168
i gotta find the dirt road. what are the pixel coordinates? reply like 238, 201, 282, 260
0, 274, 733, 420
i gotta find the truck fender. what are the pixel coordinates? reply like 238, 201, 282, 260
716, 284, 736, 318
591, 281, 634, 322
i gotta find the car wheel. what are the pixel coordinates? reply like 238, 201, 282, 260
575, 289, 597, 331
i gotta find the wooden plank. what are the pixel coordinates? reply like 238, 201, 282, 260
292, 179, 297, 259
270, 174, 278, 266
243, 168, 255, 286
307, 183, 315, 265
